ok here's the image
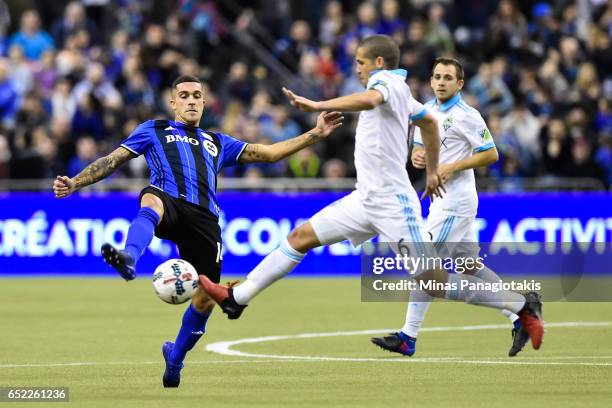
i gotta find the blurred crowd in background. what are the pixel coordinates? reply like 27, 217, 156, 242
0, 0, 610, 190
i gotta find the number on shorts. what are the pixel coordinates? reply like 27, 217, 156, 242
215, 242, 222, 263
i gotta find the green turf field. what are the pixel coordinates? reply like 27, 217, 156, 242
2, 278, 612, 408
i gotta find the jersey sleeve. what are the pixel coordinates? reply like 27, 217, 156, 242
462, 112, 496, 152
366, 72, 391, 103
409, 98, 428, 121
121, 120, 155, 155
216, 132, 248, 169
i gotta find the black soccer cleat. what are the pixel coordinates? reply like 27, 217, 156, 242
508, 323, 530, 357
517, 292, 544, 350
101, 243, 136, 281
198, 275, 247, 320
371, 332, 416, 356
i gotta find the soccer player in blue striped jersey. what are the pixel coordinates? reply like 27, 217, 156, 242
53, 75, 343, 387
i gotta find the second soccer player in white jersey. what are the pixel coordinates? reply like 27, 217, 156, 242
372, 58, 530, 357
199, 36, 544, 353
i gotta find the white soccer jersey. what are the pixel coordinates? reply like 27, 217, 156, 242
413, 93, 495, 217
354, 69, 427, 196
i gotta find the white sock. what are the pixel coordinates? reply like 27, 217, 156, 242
443, 274, 526, 314
401, 288, 433, 338
474, 266, 520, 323
232, 240, 305, 305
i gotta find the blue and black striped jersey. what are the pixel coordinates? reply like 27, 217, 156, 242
121, 120, 247, 217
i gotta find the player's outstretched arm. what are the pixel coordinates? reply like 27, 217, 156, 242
239, 111, 343, 164
282, 87, 383, 112
53, 147, 135, 198
413, 112, 445, 201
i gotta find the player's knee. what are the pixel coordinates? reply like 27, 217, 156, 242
415, 268, 447, 298
287, 223, 320, 253
140, 193, 164, 219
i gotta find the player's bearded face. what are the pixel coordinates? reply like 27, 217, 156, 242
430, 64, 464, 102
355, 47, 380, 87
171, 82, 205, 126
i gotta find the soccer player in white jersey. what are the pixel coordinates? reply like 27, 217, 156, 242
199, 35, 544, 351
371, 57, 531, 357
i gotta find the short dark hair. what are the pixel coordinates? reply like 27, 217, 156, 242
357, 35, 400, 69
432, 57, 464, 80
172, 75, 202, 90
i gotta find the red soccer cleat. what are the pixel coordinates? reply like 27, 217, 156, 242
198, 275, 247, 320
517, 292, 544, 350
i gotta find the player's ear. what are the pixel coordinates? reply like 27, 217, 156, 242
457, 79, 465, 90
375, 56, 385, 69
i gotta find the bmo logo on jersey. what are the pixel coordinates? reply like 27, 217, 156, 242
165, 134, 218, 157
165, 134, 199, 146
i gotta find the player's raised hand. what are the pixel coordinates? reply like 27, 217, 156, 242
282, 87, 320, 112
314, 111, 343, 138
53, 175, 76, 199
420, 173, 446, 202
411, 149, 426, 169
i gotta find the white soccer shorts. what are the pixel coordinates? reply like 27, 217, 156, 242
309, 190, 434, 271
426, 212, 479, 259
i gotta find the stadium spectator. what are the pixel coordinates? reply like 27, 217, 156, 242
319, 0, 344, 46
501, 103, 542, 162
0, 133, 9, 177
467, 62, 514, 116
260, 105, 301, 143
7, 45, 34, 96
564, 137, 606, 183
71, 93, 105, 140
50, 78, 76, 122
73, 62, 122, 110
0, 58, 19, 130
68, 136, 98, 177
8, 10, 55, 61
424, 2, 454, 55
486, 0, 528, 57
540, 118, 572, 177
400, 18, 436, 81
322, 158, 347, 179
595, 131, 612, 186
51, 1, 100, 48
33, 50, 58, 98
274, 20, 316, 71
353, 2, 380, 39
220, 61, 253, 105
378, 0, 407, 37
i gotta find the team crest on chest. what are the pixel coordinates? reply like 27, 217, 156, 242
203, 140, 218, 157
443, 116, 454, 132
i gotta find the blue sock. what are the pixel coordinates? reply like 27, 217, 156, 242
513, 319, 521, 330
169, 304, 210, 366
124, 207, 159, 263
398, 331, 415, 342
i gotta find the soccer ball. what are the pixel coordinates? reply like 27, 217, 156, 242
152, 259, 199, 304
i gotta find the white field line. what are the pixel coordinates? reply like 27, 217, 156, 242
204, 321, 612, 366
2, 322, 611, 369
